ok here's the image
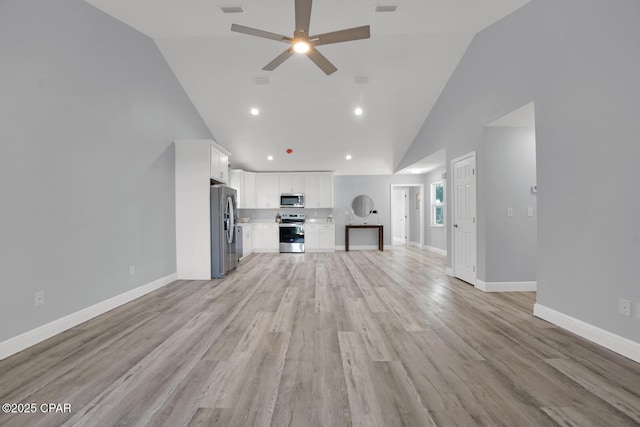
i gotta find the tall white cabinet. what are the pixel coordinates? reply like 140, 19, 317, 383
174, 139, 231, 280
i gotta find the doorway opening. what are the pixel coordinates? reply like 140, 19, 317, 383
480, 101, 538, 291
390, 184, 424, 248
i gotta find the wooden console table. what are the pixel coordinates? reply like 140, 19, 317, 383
345, 224, 384, 251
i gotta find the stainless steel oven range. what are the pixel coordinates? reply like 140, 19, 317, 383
279, 213, 305, 253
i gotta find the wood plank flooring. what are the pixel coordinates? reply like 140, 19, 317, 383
2, 247, 640, 426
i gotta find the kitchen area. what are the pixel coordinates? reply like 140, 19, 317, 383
174, 139, 336, 281
231, 169, 336, 258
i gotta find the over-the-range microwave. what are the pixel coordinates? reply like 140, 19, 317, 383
280, 193, 304, 208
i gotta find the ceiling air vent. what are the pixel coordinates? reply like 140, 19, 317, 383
355, 76, 369, 84
374, 5, 398, 13
254, 76, 270, 85
220, 6, 244, 14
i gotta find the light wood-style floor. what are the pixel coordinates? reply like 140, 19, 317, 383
2, 248, 640, 426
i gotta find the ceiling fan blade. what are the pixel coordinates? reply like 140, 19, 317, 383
231, 24, 291, 43
306, 46, 338, 75
311, 25, 371, 46
263, 48, 295, 71
295, 0, 312, 36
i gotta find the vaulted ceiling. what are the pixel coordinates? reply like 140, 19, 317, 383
83, 0, 530, 174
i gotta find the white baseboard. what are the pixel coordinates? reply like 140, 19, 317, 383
0, 273, 178, 361
534, 303, 640, 364
423, 245, 447, 256
336, 245, 387, 251
446, 267, 454, 277
475, 280, 537, 292
408, 241, 422, 249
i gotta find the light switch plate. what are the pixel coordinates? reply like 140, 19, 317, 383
507, 208, 513, 218
528, 207, 534, 217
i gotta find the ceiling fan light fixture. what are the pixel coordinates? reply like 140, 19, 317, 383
354, 107, 363, 116
346, 154, 352, 160
250, 107, 260, 116
293, 40, 310, 54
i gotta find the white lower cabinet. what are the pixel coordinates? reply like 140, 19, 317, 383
305, 223, 335, 252
253, 223, 279, 252
240, 224, 253, 258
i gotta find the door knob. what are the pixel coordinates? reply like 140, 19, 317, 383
454, 224, 458, 228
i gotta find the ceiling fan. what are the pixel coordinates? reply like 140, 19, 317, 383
231, 0, 370, 75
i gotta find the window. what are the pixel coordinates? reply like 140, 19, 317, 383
431, 181, 444, 226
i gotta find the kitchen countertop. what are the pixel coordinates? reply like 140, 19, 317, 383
237, 219, 335, 225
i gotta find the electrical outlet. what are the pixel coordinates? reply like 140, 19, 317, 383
618, 298, 631, 316
527, 207, 534, 217
507, 208, 513, 218
129, 265, 136, 276
34, 291, 45, 307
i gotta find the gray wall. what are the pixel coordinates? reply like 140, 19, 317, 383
334, 175, 425, 247
482, 127, 536, 282
398, 0, 640, 342
0, 0, 213, 342
424, 170, 447, 252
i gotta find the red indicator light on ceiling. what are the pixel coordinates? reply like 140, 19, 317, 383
286, 148, 293, 154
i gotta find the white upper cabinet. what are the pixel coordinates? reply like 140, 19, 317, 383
305, 173, 334, 208
210, 147, 230, 184
232, 170, 333, 209
279, 174, 305, 194
230, 170, 256, 209
244, 172, 256, 208
255, 174, 280, 208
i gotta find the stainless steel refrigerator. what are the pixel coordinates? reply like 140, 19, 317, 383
210, 185, 239, 278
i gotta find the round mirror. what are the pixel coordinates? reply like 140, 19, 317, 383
352, 195, 374, 217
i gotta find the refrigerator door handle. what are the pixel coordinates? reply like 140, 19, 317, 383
226, 196, 235, 244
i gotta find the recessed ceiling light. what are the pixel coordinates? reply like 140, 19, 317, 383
220, 5, 244, 14
354, 107, 363, 116
346, 154, 352, 160
250, 108, 259, 116
375, 5, 398, 13
267, 155, 273, 160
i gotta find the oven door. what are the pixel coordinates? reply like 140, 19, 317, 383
279, 224, 305, 253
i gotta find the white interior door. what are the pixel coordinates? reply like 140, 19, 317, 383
392, 188, 408, 245
402, 190, 409, 245
452, 153, 476, 284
